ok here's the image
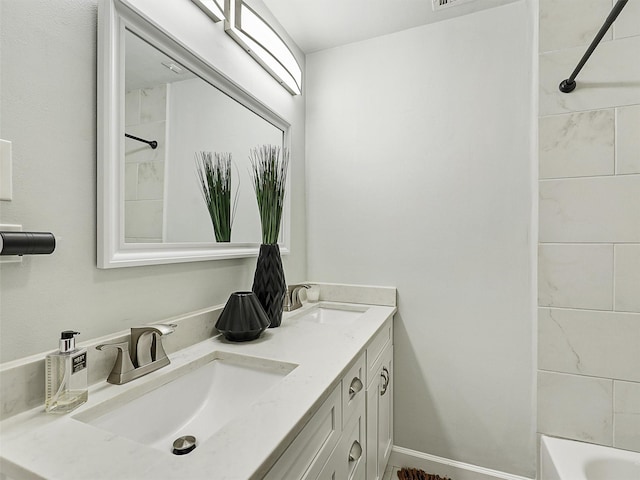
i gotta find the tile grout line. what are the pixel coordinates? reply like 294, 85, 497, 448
537, 367, 640, 383
612, 378, 617, 448
539, 173, 640, 181
612, 244, 617, 313
539, 102, 640, 119
614, 106, 619, 175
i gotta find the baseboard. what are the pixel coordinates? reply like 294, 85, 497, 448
389, 446, 534, 480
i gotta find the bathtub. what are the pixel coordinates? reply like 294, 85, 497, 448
540, 435, 640, 480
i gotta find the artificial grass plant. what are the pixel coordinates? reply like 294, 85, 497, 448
249, 145, 289, 245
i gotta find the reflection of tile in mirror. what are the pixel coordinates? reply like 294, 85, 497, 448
125, 163, 138, 201
140, 85, 167, 123
125, 90, 141, 126
137, 162, 165, 200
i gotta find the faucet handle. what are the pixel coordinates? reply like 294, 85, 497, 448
284, 284, 311, 311
291, 284, 311, 300
155, 323, 177, 335
131, 323, 177, 337
151, 325, 176, 363
96, 341, 136, 384
130, 324, 177, 367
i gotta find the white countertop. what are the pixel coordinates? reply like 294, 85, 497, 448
0, 301, 395, 480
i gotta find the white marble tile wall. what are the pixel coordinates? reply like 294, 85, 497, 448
539, 175, 640, 243
538, 371, 613, 445
614, 381, 640, 451
538, 308, 640, 381
616, 104, 640, 174
538, 1, 640, 453
539, 0, 613, 53
614, 244, 640, 312
124, 85, 168, 242
614, 0, 640, 40
538, 244, 613, 309
539, 109, 614, 178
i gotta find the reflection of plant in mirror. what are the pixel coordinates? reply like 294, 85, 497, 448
250, 145, 289, 245
196, 152, 238, 242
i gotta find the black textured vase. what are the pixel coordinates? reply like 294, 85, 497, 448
215, 291, 270, 342
252, 244, 286, 328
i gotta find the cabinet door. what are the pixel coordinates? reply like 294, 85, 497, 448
366, 345, 393, 480
318, 408, 365, 480
264, 385, 341, 480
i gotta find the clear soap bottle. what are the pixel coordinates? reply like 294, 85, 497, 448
45, 330, 88, 413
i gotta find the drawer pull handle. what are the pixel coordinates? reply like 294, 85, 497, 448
348, 440, 362, 462
349, 377, 363, 398
380, 367, 390, 396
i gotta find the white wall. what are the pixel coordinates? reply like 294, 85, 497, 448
305, 2, 536, 476
0, 0, 307, 362
537, 0, 640, 453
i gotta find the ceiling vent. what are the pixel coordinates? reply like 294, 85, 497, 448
432, 0, 477, 11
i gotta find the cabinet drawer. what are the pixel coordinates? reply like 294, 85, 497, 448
342, 353, 365, 428
317, 407, 366, 480
366, 318, 392, 388
264, 384, 342, 480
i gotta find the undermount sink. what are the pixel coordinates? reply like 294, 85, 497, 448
294, 304, 367, 325
74, 352, 296, 453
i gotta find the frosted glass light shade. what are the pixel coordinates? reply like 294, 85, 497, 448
224, 0, 302, 95
191, 0, 225, 22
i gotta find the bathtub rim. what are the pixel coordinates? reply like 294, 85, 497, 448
539, 434, 640, 480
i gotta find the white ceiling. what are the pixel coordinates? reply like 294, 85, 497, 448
262, 0, 521, 54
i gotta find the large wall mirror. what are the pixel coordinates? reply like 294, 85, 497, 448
98, 0, 291, 268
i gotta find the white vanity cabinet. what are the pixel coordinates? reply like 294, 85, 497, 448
264, 317, 393, 480
317, 353, 367, 480
263, 384, 343, 480
317, 406, 366, 480
264, 353, 367, 480
366, 320, 394, 480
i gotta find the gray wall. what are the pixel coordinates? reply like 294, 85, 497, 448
537, 0, 640, 453
305, 2, 536, 477
0, 0, 307, 362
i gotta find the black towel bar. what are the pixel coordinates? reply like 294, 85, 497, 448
559, 0, 629, 93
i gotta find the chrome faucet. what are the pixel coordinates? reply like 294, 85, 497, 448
96, 324, 176, 385
283, 284, 311, 312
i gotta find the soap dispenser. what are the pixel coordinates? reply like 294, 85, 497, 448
45, 331, 88, 413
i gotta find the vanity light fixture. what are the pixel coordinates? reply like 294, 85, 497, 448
191, 0, 225, 22
224, 0, 302, 95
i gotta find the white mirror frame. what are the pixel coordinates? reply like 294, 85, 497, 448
97, 0, 291, 268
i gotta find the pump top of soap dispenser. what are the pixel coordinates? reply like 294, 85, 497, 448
59, 330, 80, 353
